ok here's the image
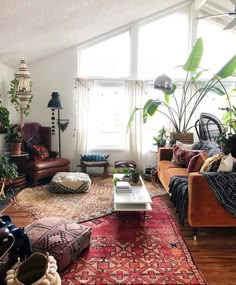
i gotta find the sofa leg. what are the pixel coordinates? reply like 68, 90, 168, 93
193, 227, 198, 240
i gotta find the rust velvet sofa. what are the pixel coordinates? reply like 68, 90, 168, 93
158, 147, 236, 238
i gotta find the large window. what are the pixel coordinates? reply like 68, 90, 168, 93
78, 3, 236, 153
87, 81, 128, 149
79, 32, 130, 78
138, 7, 189, 79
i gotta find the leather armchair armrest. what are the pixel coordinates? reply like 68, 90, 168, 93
158, 147, 173, 162
50, 151, 58, 158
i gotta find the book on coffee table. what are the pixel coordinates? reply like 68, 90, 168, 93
116, 181, 131, 192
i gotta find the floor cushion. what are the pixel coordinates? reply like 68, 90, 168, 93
49, 172, 91, 194
25, 217, 92, 272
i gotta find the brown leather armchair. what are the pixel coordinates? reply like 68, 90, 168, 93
22, 122, 70, 185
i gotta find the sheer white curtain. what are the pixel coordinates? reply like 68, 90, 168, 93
73, 78, 94, 169
126, 80, 147, 169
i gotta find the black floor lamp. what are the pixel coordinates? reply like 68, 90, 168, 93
47, 92, 63, 158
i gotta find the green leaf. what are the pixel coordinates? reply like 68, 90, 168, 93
183, 37, 203, 72
127, 107, 140, 130
209, 87, 225, 95
215, 55, 236, 79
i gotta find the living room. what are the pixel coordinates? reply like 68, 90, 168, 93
0, 0, 236, 284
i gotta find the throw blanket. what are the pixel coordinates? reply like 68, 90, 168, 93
202, 172, 236, 217
169, 176, 188, 225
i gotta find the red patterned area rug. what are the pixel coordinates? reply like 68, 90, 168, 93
61, 197, 205, 285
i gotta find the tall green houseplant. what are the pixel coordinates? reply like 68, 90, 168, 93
128, 38, 236, 142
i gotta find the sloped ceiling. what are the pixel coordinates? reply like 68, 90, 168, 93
0, 0, 233, 68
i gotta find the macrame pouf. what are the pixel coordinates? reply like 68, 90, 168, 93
49, 172, 91, 194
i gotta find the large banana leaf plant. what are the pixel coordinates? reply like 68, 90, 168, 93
128, 37, 236, 133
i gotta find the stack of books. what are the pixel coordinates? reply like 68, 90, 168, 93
115, 181, 131, 193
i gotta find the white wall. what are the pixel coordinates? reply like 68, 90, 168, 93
28, 47, 78, 162
0, 62, 17, 152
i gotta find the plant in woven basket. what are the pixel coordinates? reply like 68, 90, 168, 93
128, 37, 236, 137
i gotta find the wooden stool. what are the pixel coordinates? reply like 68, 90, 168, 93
81, 161, 109, 178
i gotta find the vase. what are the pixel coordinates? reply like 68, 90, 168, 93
170, 132, 194, 144
9, 143, 22, 155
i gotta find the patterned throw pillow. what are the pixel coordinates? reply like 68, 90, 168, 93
81, 154, 109, 161
25, 217, 92, 272
206, 153, 234, 172
31, 144, 50, 161
200, 153, 223, 172
187, 151, 208, 173
172, 145, 199, 167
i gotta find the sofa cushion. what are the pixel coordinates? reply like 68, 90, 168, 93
200, 153, 223, 172
176, 140, 194, 150
31, 144, 50, 161
206, 153, 234, 172
25, 217, 92, 272
81, 154, 109, 161
27, 157, 71, 171
187, 152, 208, 173
172, 145, 198, 167
192, 140, 221, 157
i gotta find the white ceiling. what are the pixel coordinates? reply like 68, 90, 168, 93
0, 0, 234, 68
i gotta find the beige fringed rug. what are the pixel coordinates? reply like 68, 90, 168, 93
11, 176, 167, 223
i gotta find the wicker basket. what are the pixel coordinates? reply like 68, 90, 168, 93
170, 132, 194, 144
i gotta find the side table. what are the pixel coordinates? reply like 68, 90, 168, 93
4, 152, 29, 189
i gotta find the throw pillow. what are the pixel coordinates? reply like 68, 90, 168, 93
31, 144, 50, 161
200, 153, 224, 172
192, 140, 221, 157
187, 151, 208, 173
23, 137, 39, 154
81, 154, 109, 162
216, 153, 233, 172
172, 145, 198, 167
176, 140, 194, 150
25, 217, 92, 272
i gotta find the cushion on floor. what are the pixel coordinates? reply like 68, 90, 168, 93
49, 172, 91, 194
25, 217, 91, 272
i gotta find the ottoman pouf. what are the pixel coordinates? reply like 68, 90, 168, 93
25, 217, 92, 272
49, 172, 91, 194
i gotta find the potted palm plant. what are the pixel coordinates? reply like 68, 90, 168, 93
128, 37, 236, 143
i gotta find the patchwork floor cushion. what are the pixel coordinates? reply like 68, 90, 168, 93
49, 172, 91, 194
25, 217, 92, 272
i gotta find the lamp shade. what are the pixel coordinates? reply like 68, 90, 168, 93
154, 73, 172, 91
47, 92, 63, 109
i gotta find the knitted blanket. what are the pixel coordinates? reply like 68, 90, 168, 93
169, 172, 236, 225
169, 176, 188, 225
202, 172, 236, 217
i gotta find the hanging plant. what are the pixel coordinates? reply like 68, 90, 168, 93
8, 78, 33, 116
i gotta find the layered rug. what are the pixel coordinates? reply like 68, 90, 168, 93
61, 198, 205, 284
11, 177, 167, 223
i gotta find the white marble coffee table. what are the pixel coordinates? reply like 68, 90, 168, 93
113, 174, 152, 216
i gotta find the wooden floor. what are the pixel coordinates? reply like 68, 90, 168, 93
2, 193, 236, 285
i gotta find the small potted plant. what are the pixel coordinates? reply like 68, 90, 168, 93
123, 166, 142, 183
4, 125, 22, 155
0, 156, 18, 198
153, 126, 169, 148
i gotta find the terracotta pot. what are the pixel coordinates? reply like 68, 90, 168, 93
9, 143, 22, 155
